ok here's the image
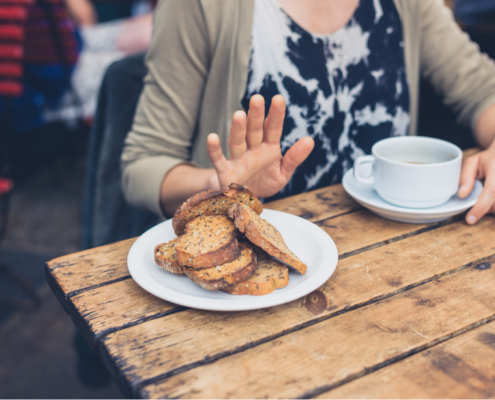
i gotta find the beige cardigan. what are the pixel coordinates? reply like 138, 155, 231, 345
122, 0, 495, 217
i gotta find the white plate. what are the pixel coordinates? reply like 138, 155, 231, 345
343, 169, 483, 224
127, 209, 338, 311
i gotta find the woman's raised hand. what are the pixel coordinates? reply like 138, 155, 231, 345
207, 94, 314, 198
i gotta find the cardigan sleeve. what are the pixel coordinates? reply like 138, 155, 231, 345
121, 0, 210, 218
419, 0, 495, 132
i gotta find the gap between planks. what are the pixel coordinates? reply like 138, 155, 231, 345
334, 213, 464, 259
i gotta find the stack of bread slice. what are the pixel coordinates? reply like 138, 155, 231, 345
154, 183, 307, 296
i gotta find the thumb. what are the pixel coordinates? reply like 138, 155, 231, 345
458, 156, 479, 198
207, 133, 228, 173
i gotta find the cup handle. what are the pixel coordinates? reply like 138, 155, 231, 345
354, 155, 375, 185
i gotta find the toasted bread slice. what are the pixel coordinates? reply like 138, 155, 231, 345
175, 215, 240, 268
228, 203, 308, 275
249, 243, 270, 261
224, 259, 289, 296
184, 243, 256, 291
154, 238, 183, 275
172, 183, 263, 236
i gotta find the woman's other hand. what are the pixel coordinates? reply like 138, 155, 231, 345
207, 95, 314, 198
458, 103, 495, 224
458, 144, 495, 224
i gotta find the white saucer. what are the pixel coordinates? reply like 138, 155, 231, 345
342, 169, 483, 224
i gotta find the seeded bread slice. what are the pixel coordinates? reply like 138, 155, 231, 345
154, 238, 183, 275
249, 243, 270, 261
184, 243, 256, 291
172, 183, 263, 236
175, 215, 240, 268
224, 259, 289, 296
228, 203, 308, 275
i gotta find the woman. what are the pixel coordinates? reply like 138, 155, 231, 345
121, 0, 495, 224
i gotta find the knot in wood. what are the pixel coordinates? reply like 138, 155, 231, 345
475, 262, 491, 271
305, 290, 328, 315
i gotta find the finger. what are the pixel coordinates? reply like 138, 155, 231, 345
465, 164, 495, 225
458, 156, 479, 198
281, 137, 315, 180
207, 133, 228, 173
228, 111, 247, 160
264, 95, 286, 145
246, 94, 265, 150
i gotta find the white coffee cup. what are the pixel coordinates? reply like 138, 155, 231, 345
353, 136, 462, 208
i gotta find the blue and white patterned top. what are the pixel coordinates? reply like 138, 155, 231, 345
242, 0, 410, 201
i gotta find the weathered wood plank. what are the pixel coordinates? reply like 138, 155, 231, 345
318, 320, 495, 399
69, 279, 181, 348
45, 238, 137, 311
98, 217, 495, 397
265, 184, 361, 222
140, 258, 495, 399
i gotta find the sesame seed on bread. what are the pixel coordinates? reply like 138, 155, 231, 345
184, 243, 256, 291
175, 215, 240, 268
228, 203, 307, 275
224, 258, 289, 296
172, 183, 263, 236
249, 243, 271, 261
154, 238, 184, 275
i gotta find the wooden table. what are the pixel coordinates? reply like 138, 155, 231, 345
45, 149, 495, 399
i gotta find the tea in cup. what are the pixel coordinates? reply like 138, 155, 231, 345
353, 137, 462, 208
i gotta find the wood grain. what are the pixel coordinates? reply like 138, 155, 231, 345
141, 259, 495, 399
318, 209, 434, 258
99, 217, 495, 397
319, 320, 495, 399
69, 279, 180, 348
265, 184, 361, 222
45, 238, 137, 312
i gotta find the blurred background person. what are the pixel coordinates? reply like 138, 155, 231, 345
46, 0, 153, 124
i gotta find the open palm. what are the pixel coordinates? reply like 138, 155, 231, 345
207, 95, 314, 198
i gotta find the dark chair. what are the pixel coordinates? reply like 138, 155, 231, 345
83, 52, 158, 250
77, 52, 158, 389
